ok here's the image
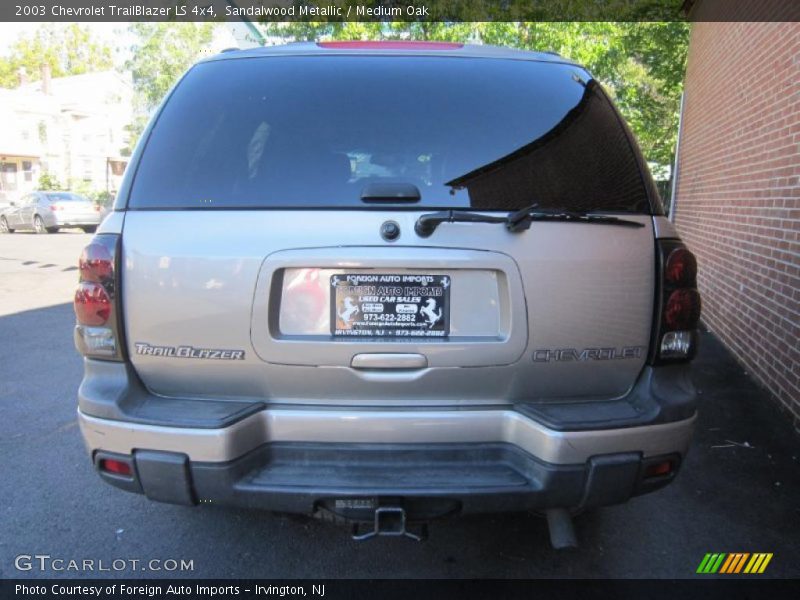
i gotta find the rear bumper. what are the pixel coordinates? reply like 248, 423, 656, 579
92, 443, 683, 518
53, 214, 101, 226
79, 406, 694, 466
78, 360, 697, 516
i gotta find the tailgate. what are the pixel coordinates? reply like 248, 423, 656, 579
121, 211, 654, 405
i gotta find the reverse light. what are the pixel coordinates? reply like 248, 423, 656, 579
660, 331, 695, 359
76, 325, 117, 356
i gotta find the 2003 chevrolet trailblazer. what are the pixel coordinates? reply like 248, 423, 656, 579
74, 42, 701, 547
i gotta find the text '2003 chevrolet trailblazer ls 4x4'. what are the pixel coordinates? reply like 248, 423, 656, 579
74, 42, 701, 548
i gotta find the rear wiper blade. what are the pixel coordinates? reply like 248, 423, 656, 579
505, 207, 645, 232
415, 204, 644, 237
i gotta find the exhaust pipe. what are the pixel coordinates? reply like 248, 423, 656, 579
545, 508, 578, 550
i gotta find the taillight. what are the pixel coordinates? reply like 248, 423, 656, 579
664, 289, 702, 330
73, 234, 123, 360
74, 282, 111, 325
650, 242, 701, 363
79, 242, 114, 283
664, 247, 697, 287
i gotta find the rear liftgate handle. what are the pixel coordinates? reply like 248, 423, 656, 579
350, 353, 428, 370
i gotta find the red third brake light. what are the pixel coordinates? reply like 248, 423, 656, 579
318, 41, 464, 50
74, 282, 111, 326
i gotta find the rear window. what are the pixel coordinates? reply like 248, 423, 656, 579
46, 192, 85, 202
129, 56, 653, 213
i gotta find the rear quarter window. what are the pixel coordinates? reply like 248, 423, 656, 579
128, 56, 655, 213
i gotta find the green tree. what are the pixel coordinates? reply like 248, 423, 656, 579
124, 23, 216, 153
0, 24, 113, 88
481, 22, 689, 170
37, 172, 62, 191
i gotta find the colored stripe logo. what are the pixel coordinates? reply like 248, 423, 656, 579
697, 553, 773, 574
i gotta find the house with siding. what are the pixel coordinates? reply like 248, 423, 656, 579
0, 67, 132, 204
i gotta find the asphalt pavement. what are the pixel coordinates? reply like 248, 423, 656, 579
0, 231, 798, 579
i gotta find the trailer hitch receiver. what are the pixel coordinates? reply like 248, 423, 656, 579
351, 507, 428, 541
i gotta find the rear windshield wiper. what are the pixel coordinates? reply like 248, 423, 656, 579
505, 206, 645, 232
414, 209, 508, 237
415, 204, 644, 237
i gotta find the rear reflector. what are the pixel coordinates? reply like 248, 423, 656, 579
74, 282, 111, 326
643, 460, 673, 479
318, 41, 463, 50
100, 458, 132, 476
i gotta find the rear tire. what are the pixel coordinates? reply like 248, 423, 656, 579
81, 226, 97, 234
0, 217, 12, 233
33, 215, 48, 234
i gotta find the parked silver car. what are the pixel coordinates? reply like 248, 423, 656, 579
0, 191, 101, 234
74, 42, 702, 548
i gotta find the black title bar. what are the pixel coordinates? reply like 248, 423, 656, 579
3, 579, 800, 600
2, 0, 800, 22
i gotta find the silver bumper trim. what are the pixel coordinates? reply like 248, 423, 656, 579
78, 408, 695, 465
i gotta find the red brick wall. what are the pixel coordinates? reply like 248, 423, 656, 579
673, 22, 800, 425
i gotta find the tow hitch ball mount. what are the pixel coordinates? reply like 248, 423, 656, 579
351, 507, 428, 542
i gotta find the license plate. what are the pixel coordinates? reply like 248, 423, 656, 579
331, 274, 450, 338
